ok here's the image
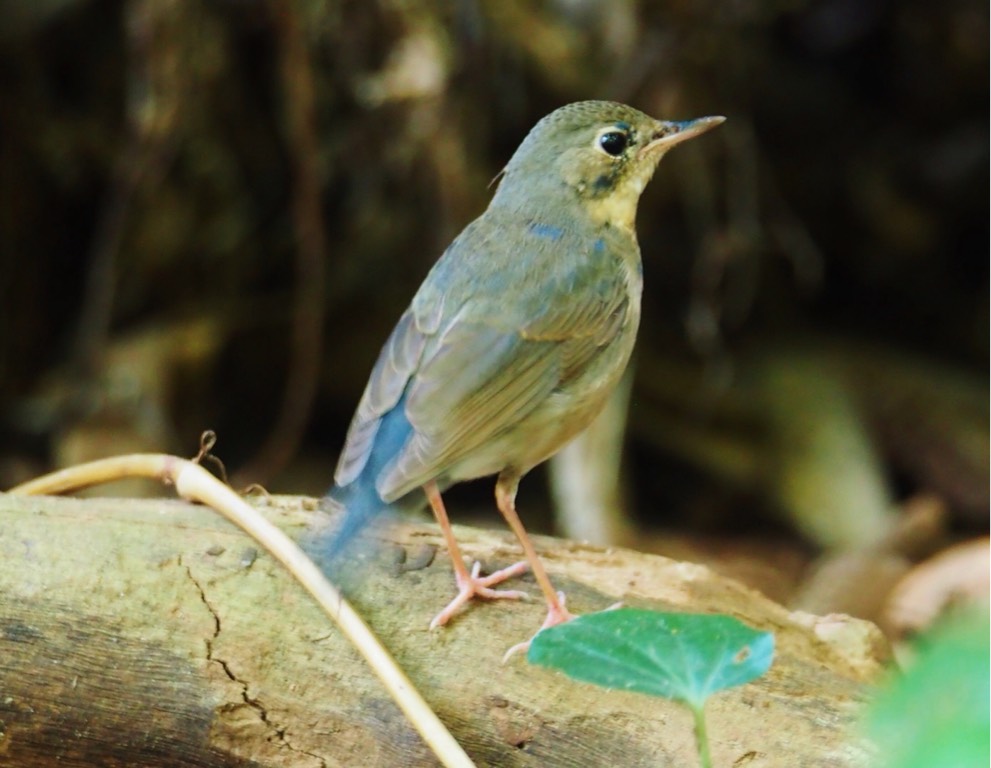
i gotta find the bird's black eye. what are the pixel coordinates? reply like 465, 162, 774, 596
597, 131, 629, 157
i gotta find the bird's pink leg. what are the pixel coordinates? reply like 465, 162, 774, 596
495, 474, 576, 660
424, 481, 530, 629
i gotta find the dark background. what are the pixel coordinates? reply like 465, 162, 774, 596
1, 0, 987, 595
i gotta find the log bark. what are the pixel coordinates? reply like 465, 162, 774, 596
0, 493, 884, 767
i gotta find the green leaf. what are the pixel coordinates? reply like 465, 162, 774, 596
863, 608, 990, 768
527, 608, 775, 709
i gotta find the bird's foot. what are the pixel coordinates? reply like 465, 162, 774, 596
429, 560, 530, 629
501, 591, 577, 662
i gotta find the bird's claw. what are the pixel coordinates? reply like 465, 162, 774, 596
429, 559, 530, 629
502, 591, 576, 662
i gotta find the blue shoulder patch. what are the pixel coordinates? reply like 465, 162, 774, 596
528, 222, 565, 242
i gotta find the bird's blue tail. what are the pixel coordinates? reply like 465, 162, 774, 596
315, 475, 394, 560
297, 478, 395, 593
301, 392, 427, 574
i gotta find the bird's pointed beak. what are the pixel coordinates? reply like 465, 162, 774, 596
640, 116, 726, 157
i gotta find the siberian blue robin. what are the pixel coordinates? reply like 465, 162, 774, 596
314, 101, 724, 652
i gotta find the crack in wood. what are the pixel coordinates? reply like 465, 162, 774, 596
180, 557, 328, 767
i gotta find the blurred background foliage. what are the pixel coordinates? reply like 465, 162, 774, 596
0, 0, 986, 639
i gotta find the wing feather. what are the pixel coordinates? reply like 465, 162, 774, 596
336, 213, 637, 502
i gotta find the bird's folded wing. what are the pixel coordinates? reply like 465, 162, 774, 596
336, 222, 632, 500
386, 296, 629, 500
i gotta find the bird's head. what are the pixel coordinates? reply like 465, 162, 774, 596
493, 101, 724, 232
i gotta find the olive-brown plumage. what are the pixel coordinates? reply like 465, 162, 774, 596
314, 101, 724, 654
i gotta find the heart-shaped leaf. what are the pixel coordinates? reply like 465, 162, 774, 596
528, 608, 774, 709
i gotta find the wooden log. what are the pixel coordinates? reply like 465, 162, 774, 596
0, 493, 884, 766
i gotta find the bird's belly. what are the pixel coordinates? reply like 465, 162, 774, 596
446, 321, 638, 482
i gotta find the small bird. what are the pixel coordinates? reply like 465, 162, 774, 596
313, 101, 724, 653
